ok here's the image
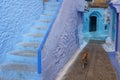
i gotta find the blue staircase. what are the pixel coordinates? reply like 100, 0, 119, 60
0, 2, 60, 80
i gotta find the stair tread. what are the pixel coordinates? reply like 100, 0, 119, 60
43, 9, 56, 12
42, 13, 54, 16
41, 13, 54, 16
0, 76, 17, 80
33, 26, 48, 30
18, 42, 40, 48
25, 33, 45, 37
44, 9, 57, 11
39, 18, 52, 20
44, 3, 60, 7
9, 50, 37, 57
38, 20, 51, 22
43, 10, 56, 14
44, 2, 60, 5
0, 63, 37, 72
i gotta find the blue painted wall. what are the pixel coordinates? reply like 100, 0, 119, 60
0, 0, 43, 61
119, 14, 120, 53
83, 8, 109, 40
42, 0, 86, 80
111, 7, 117, 41
111, 0, 120, 69
49, 0, 62, 1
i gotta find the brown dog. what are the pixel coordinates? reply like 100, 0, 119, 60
81, 51, 88, 69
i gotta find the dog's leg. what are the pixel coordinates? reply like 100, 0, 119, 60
82, 59, 85, 69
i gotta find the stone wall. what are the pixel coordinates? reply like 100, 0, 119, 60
42, 0, 86, 80
0, 0, 43, 61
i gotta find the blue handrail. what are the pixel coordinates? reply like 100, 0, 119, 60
38, 0, 63, 74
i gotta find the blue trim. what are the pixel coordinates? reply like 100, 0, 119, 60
109, 3, 117, 12
37, 0, 63, 74
109, 4, 119, 51
81, 12, 84, 22
115, 13, 119, 51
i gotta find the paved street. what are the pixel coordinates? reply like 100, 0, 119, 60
63, 40, 117, 80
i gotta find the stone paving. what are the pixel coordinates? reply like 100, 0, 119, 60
63, 40, 117, 80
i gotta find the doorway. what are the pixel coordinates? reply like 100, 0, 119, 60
89, 16, 97, 32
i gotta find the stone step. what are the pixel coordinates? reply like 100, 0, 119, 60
44, 4, 58, 9
30, 27, 47, 34
40, 13, 54, 17
43, 10, 56, 15
22, 36, 43, 44
41, 14, 54, 16
44, 6, 58, 11
9, 50, 37, 57
37, 20, 52, 23
40, 15, 53, 21
0, 74, 40, 80
44, 9, 57, 12
6, 50, 37, 64
0, 63, 39, 80
34, 20, 51, 26
32, 26, 48, 30
43, 2, 60, 7
0, 63, 37, 72
0, 2, 59, 80
0, 74, 39, 80
18, 42, 40, 48
24, 33, 45, 38
44, 4, 59, 9
43, 9, 56, 12
44, 2, 60, 6
39, 18, 52, 21
16, 42, 40, 51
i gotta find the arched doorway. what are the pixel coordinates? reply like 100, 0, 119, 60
83, 9, 109, 40
89, 16, 97, 32
89, 11, 101, 33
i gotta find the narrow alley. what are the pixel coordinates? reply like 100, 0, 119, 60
0, 0, 120, 80
63, 40, 117, 80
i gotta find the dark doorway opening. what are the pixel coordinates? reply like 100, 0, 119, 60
89, 16, 97, 32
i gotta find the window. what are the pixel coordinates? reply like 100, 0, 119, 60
105, 25, 107, 30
